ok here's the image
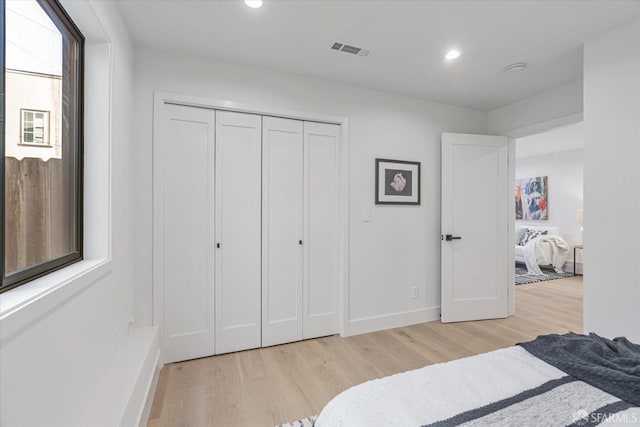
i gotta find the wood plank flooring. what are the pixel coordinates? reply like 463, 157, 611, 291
148, 276, 582, 427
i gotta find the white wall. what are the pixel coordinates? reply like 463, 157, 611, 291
516, 148, 584, 264
0, 2, 157, 426
132, 48, 487, 335
487, 80, 583, 137
583, 18, 640, 343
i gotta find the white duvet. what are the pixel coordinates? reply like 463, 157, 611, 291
314, 346, 640, 427
316, 347, 562, 427
523, 236, 570, 275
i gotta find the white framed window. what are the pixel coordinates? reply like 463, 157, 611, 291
21, 109, 50, 145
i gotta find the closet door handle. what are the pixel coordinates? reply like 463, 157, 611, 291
299, 240, 303, 245
216, 243, 220, 249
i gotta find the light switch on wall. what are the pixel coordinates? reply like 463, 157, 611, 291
361, 208, 372, 222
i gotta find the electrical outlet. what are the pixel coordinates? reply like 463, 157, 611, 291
411, 286, 419, 299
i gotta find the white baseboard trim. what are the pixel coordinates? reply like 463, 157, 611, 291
122, 327, 159, 427
347, 307, 441, 336
84, 326, 159, 427
563, 261, 583, 275
136, 348, 161, 427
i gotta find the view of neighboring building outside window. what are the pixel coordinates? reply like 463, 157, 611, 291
6, 0, 62, 161
3, 0, 83, 289
22, 109, 50, 144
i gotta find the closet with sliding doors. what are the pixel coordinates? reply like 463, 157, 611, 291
155, 103, 341, 363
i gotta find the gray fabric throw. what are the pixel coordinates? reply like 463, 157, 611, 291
518, 332, 640, 407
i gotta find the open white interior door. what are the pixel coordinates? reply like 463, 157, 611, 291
441, 133, 512, 323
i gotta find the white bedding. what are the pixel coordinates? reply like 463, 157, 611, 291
523, 236, 570, 275
515, 225, 570, 275
315, 346, 640, 427
515, 241, 553, 265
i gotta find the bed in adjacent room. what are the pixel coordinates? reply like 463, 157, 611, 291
515, 225, 571, 275
314, 333, 640, 427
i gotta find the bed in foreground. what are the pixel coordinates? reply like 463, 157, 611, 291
315, 333, 640, 427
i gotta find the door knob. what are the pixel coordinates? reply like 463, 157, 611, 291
445, 234, 462, 241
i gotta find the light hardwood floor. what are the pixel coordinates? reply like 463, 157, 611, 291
148, 276, 582, 427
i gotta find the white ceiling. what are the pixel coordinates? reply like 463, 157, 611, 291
516, 122, 583, 159
116, 0, 640, 111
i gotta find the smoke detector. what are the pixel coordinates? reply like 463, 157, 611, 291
331, 41, 373, 57
505, 63, 527, 74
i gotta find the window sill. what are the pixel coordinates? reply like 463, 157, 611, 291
0, 258, 112, 344
18, 143, 53, 148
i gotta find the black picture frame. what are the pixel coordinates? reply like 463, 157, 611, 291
375, 158, 421, 205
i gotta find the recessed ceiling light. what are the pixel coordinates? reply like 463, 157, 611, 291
445, 49, 461, 60
244, 0, 263, 8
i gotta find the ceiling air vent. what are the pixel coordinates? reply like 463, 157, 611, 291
331, 41, 372, 57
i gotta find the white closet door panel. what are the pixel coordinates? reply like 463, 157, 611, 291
303, 122, 340, 339
262, 117, 304, 347
215, 111, 262, 354
160, 104, 215, 363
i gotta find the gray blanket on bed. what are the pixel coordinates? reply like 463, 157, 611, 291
518, 332, 640, 407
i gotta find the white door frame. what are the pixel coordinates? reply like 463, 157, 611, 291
497, 113, 583, 316
152, 91, 351, 360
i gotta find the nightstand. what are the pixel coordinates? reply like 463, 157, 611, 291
573, 245, 583, 276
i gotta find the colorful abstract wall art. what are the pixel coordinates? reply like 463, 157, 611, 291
515, 176, 548, 220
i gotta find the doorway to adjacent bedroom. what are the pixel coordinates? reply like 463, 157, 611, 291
514, 122, 584, 290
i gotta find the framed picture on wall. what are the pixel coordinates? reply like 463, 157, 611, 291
515, 176, 548, 220
375, 158, 421, 205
